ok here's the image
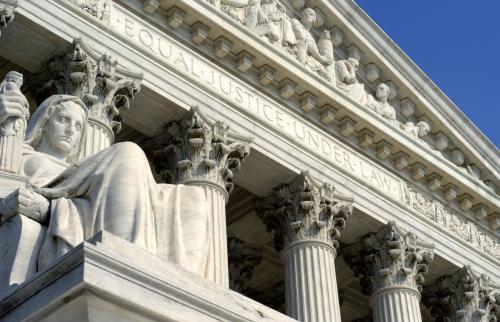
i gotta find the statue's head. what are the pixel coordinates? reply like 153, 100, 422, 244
347, 58, 359, 70
416, 120, 431, 138
301, 8, 316, 26
376, 83, 390, 101
25, 95, 88, 162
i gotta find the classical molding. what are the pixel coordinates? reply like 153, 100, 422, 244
27, 38, 142, 157
0, 1, 16, 37
344, 222, 434, 296
257, 171, 353, 252
423, 266, 499, 322
149, 106, 251, 195
105, 3, 499, 260
228, 236, 262, 293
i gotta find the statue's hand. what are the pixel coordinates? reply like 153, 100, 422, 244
319, 55, 333, 65
0, 89, 29, 125
0, 187, 50, 224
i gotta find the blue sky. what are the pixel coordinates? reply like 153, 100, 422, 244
355, 1, 500, 148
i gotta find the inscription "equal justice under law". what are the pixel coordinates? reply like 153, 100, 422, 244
110, 6, 403, 201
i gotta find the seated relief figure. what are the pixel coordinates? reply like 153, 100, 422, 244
260, 0, 296, 48
0, 85, 211, 275
403, 120, 431, 140
291, 8, 335, 81
220, 0, 267, 31
335, 57, 370, 105
367, 83, 397, 122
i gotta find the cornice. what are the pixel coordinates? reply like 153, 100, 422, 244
111, 0, 499, 220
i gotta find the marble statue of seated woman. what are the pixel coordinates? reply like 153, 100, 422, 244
0, 91, 211, 276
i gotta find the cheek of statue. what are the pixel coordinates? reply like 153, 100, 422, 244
45, 106, 84, 155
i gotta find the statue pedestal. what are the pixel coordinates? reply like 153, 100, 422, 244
0, 232, 295, 322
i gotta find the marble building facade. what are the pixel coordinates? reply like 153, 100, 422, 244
0, 0, 498, 321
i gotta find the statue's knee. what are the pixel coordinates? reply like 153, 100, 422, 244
113, 142, 147, 161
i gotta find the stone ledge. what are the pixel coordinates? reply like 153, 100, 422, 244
0, 232, 295, 322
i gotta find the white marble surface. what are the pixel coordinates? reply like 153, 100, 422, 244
0, 231, 297, 322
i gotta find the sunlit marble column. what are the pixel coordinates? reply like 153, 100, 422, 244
423, 265, 499, 322
344, 222, 434, 322
257, 172, 353, 322
154, 107, 250, 288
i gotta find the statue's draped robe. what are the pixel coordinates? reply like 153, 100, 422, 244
22, 142, 210, 276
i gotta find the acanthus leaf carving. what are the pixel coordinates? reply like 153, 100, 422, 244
343, 222, 434, 296
228, 236, 262, 293
149, 106, 251, 195
256, 171, 353, 251
27, 38, 142, 157
423, 266, 499, 322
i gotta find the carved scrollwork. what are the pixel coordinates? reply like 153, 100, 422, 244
423, 266, 499, 322
27, 39, 142, 158
228, 236, 262, 293
256, 171, 353, 251
66, 0, 111, 23
343, 222, 434, 296
149, 106, 250, 195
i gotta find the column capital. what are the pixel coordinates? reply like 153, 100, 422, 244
0, 1, 17, 36
28, 38, 142, 154
151, 107, 251, 197
257, 171, 353, 252
228, 236, 262, 293
344, 222, 434, 297
423, 266, 499, 322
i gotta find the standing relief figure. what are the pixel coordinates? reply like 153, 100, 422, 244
0, 73, 213, 278
335, 57, 370, 105
367, 83, 397, 122
291, 8, 335, 81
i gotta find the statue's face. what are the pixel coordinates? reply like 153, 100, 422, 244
44, 101, 85, 156
376, 84, 390, 100
301, 9, 316, 25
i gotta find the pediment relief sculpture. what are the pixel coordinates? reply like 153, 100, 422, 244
0, 2, 16, 36
366, 83, 397, 122
0, 72, 247, 282
203, 0, 500, 186
291, 8, 334, 82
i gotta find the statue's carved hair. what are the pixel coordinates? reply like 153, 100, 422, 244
25, 95, 88, 163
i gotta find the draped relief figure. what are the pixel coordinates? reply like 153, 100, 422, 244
0, 76, 213, 277
335, 57, 369, 105
260, 0, 296, 48
291, 8, 335, 81
220, 0, 266, 31
367, 83, 396, 122
403, 120, 431, 140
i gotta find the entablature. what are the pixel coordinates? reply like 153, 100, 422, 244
107, 0, 500, 223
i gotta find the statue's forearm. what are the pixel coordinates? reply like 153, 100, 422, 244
221, 0, 250, 8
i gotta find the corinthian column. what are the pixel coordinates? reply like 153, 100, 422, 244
257, 172, 353, 322
151, 107, 250, 287
423, 266, 499, 322
344, 222, 434, 322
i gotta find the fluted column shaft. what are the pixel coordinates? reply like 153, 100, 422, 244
185, 182, 228, 287
371, 286, 422, 322
283, 241, 341, 322
155, 107, 250, 288
258, 172, 353, 322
